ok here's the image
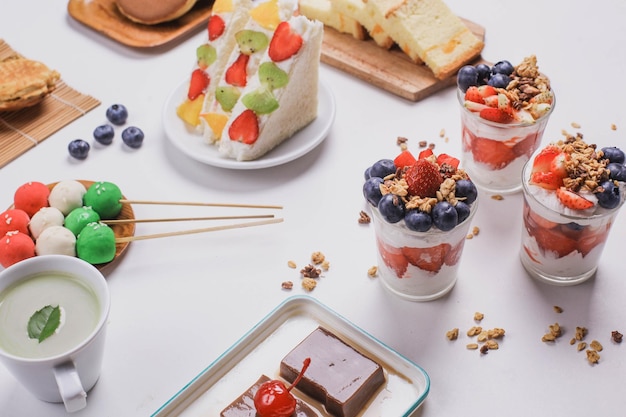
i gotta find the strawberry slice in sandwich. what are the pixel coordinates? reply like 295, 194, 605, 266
200, 0, 298, 144
218, 14, 324, 161
176, 0, 253, 129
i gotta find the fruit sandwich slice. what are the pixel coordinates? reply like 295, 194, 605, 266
218, 14, 323, 161
200, 0, 298, 144
176, 0, 253, 129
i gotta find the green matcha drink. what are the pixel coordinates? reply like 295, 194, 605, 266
0, 272, 100, 359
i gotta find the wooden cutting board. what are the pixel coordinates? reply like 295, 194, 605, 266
320, 18, 486, 101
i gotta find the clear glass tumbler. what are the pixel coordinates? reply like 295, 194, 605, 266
520, 161, 625, 285
458, 90, 555, 194
371, 198, 478, 301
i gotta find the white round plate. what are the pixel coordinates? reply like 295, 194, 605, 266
162, 78, 336, 169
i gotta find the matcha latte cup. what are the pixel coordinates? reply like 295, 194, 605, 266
0, 255, 110, 413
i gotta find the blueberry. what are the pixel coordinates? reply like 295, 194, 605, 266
454, 179, 478, 204
404, 209, 432, 232
601, 146, 626, 164
378, 194, 405, 223
457, 65, 478, 92
363, 177, 384, 206
455, 201, 471, 224
475, 63, 491, 84
369, 159, 396, 179
487, 73, 511, 88
596, 180, 622, 209
364, 166, 372, 180
121, 126, 144, 148
492, 60, 514, 76
68, 139, 90, 160
432, 201, 458, 231
93, 124, 115, 145
106, 104, 128, 126
564, 222, 584, 232
607, 162, 626, 182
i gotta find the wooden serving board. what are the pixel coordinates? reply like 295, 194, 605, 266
67, 0, 213, 48
320, 18, 486, 101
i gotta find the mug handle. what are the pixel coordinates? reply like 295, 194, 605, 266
53, 361, 87, 413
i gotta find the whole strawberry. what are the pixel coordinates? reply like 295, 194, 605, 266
404, 159, 443, 198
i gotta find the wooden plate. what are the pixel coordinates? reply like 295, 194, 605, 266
67, 0, 213, 48
46, 180, 135, 271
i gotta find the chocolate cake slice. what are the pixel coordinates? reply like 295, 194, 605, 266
220, 374, 318, 417
279, 327, 385, 417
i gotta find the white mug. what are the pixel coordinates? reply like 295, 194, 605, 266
0, 255, 110, 413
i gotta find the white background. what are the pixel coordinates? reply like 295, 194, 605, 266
1, 1, 625, 416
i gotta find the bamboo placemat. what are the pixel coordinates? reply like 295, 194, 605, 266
0, 40, 101, 168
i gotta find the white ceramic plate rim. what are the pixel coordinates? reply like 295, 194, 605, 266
162, 78, 336, 169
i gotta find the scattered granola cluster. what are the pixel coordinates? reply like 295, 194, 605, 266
446, 311, 506, 355
282, 251, 330, 292
612, 330, 623, 343
358, 210, 371, 224
540, 307, 622, 365
466, 225, 480, 240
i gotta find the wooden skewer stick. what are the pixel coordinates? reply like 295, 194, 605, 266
103, 214, 274, 225
119, 199, 283, 210
115, 218, 283, 243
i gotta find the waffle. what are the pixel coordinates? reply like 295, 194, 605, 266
0, 56, 60, 112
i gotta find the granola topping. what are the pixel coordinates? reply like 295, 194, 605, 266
501, 55, 551, 111
555, 132, 611, 193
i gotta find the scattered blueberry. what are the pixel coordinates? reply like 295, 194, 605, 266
432, 201, 458, 231
475, 63, 491, 84
106, 104, 128, 126
492, 60, 514, 76
378, 194, 405, 223
369, 159, 396, 179
454, 179, 478, 204
601, 146, 625, 164
487, 73, 511, 88
457, 65, 478, 92
596, 180, 622, 209
121, 126, 144, 148
607, 162, 626, 182
404, 209, 432, 232
68, 139, 90, 160
454, 201, 471, 224
93, 124, 115, 145
363, 177, 384, 206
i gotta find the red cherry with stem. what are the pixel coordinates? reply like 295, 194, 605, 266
254, 357, 311, 417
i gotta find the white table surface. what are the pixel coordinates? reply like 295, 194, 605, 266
1, 1, 625, 416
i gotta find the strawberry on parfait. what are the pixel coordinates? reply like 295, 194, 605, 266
520, 133, 626, 285
456, 55, 555, 194
363, 147, 478, 301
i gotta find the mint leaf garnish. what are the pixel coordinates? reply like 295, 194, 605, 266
28, 305, 61, 343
